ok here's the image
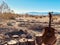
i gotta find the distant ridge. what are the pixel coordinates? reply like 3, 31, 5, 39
27, 12, 60, 16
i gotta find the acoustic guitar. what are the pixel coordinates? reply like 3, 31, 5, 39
42, 12, 57, 45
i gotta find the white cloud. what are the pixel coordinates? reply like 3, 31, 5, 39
12, 8, 60, 14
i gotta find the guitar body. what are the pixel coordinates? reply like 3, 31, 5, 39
42, 27, 56, 45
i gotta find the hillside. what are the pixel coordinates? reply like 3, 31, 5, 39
0, 13, 60, 45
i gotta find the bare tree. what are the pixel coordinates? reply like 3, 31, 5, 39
0, 0, 14, 13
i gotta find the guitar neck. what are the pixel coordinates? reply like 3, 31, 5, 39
49, 12, 52, 28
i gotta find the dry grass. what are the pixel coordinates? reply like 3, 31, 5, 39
0, 13, 20, 20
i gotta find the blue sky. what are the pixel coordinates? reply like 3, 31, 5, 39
0, 0, 60, 13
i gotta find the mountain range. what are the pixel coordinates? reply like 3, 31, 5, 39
27, 12, 60, 16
